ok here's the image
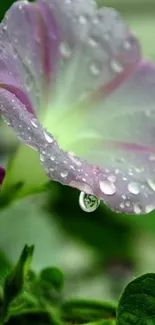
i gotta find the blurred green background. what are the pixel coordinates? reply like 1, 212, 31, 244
0, 0, 155, 303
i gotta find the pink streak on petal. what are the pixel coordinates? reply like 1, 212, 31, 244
89, 62, 139, 104
101, 140, 155, 154
35, 2, 60, 89
0, 83, 35, 115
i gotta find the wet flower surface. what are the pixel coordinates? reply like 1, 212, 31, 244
0, 0, 155, 214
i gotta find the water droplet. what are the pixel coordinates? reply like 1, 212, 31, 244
90, 63, 100, 76
79, 192, 100, 213
68, 151, 75, 157
120, 202, 125, 209
115, 169, 120, 174
88, 37, 98, 48
40, 153, 45, 162
30, 119, 38, 129
128, 182, 140, 195
147, 179, 155, 192
60, 42, 72, 59
125, 201, 131, 207
111, 60, 123, 73
145, 109, 155, 118
78, 15, 88, 25
122, 194, 127, 200
92, 17, 99, 25
145, 204, 155, 213
135, 167, 144, 173
99, 180, 116, 195
149, 154, 155, 161
44, 132, 53, 143
107, 175, 116, 182
133, 203, 142, 214
2, 25, 7, 32
50, 155, 55, 161
123, 41, 131, 49
60, 170, 68, 178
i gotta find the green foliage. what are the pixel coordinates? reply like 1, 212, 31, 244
40, 267, 64, 292
2, 245, 34, 321
5, 309, 57, 325
117, 273, 155, 325
1, 245, 155, 325
1, 0, 155, 325
61, 299, 117, 323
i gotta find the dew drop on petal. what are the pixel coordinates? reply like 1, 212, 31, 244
88, 37, 98, 48
90, 62, 100, 76
50, 155, 55, 161
60, 42, 72, 59
123, 41, 131, 49
111, 60, 124, 73
120, 202, 125, 209
107, 175, 116, 183
60, 170, 68, 178
30, 118, 38, 128
99, 180, 116, 195
78, 15, 88, 25
44, 132, 53, 143
145, 204, 155, 213
127, 182, 140, 195
133, 203, 142, 214
149, 154, 155, 161
40, 153, 45, 162
79, 192, 100, 213
2, 24, 7, 32
125, 201, 131, 207
147, 179, 155, 192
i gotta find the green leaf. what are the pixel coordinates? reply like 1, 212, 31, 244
117, 273, 155, 325
40, 267, 64, 292
61, 299, 116, 323
4, 308, 59, 325
4, 245, 34, 312
0, 250, 11, 279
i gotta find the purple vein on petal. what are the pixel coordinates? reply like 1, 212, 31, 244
34, 2, 59, 91
88, 62, 140, 105
0, 83, 35, 114
99, 140, 155, 154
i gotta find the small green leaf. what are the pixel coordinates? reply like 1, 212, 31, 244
117, 273, 155, 325
40, 267, 64, 292
4, 245, 34, 312
61, 299, 116, 323
4, 308, 59, 325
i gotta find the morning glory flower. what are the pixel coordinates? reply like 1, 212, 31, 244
0, 0, 155, 214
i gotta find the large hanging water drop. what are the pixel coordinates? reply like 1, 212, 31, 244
79, 192, 100, 213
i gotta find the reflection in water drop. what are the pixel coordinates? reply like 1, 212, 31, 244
79, 192, 100, 213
